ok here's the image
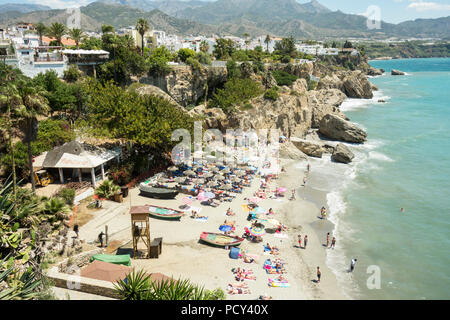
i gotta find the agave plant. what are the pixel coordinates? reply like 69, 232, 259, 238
114, 269, 224, 300
43, 198, 71, 221
95, 179, 120, 199
0, 263, 43, 300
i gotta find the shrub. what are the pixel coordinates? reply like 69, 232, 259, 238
63, 64, 81, 83
95, 179, 120, 199
196, 52, 212, 65
307, 79, 317, 91
209, 78, 263, 112
177, 48, 196, 63
186, 57, 202, 71
281, 55, 291, 63
57, 188, 75, 206
272, 70, 298, 86
241, 103, 253, 111
109, 163, 133, 186
264, 88, 279, 101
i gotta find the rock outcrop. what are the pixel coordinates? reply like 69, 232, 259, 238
135, 85, 183, 109
140, 65, 227, 107
306, 89, 347, 128
279, 141, 308, 160
342, 70, 374, 99
290, 137, 325, 158
319, 114, 367, 143
391, 69, 405, 76
332, 143, 355, 164
367, 67, 384, 76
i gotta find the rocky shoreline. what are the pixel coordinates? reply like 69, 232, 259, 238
137, 58, 384, 164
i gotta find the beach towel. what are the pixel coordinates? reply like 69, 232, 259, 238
241, 204, 250, 213
274, 233, 289, 239
194, 217, 208, 222
263, 246, 271, 252
268, 282, 290, 288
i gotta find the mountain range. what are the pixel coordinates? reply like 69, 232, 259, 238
0, 3, 51, 13
0, 0, 448, 40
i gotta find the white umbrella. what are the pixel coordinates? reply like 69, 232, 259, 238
183, 170, 196, 176
168, 166, 178, 171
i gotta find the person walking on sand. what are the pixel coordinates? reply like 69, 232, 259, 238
98, 231, 105, 248
331, 237, 336, 249
304, 235, 308, 249
350, 258, 357, 272
307, 163, 310, 173
326, 232, 330, 248
317, 267, 321, 283
303, 176, 307, 186
298, 235, 302, 248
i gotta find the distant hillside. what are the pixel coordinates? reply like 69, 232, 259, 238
97, 0, 208, 15
0, 3, 51, 13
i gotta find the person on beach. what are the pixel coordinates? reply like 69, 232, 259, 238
290, 190, 296, 201
307, 163, 310, 173
317, 267, 321, 283
304, 235, 308, 249
326, 232, 330, 248
303, 177, 307, 186
98, 231, 104, 247
298, 235, 302, 248
350, 258, 357, 272
331, 237, 336, 249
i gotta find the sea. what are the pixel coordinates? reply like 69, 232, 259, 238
303, 58, 450, 299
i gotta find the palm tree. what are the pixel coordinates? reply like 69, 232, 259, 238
136, 18, 150, 56
35, 23, 47, 47
44, 197, 71, 221
47, 22, 67, 47
95, 179, 120, 200
68, 28, 84, 49
14, 80, 50, 192
264, 34, 271, 53
243, 33, 250, 50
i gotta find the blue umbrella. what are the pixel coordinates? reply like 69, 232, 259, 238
219, 225, 233, 232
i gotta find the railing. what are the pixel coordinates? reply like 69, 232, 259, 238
34, 56, 64, 63
0, 54, 17, 60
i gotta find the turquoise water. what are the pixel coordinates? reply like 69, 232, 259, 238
333, 58, 450, 299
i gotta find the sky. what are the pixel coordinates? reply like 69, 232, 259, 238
0, 0, 449, 24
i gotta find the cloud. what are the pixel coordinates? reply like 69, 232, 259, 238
407, 1, 450, 11
28, 0, 94, 9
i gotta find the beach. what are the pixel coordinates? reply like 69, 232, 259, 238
78, 157, 348, 300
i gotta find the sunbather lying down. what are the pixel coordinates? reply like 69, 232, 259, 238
227, 283, 249, 289
232, 268, 253, 275
259, 295, 273, 300
235, 273, 256, 281
227, 287, 251, 295
243, 255, 256, 263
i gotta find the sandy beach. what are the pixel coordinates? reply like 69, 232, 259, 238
77, 158, 348, 300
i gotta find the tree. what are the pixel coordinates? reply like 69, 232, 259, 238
264, 35, 271, 52
136, 18, 150, 57
101, 24, 114, 34
148, 46, 173, 76
213, 38, 236, 60
14, 79, 50, 192
243, 33, 250, 50
35, 23, 47, 47
68, 28, 84, 49
344, 40, 353, 49
47, 22, 67, 47
274, 36, 297, 58
177, 48, 196, 63
199, 40, 210, 53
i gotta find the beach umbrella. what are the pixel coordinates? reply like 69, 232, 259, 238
182, 196, 193, 206
248, 226, 266, 237
206, 181, 216, 187
211, 167, 219, 172
193, 178, 205, 184
204, 192, 215, 199
277, 187, 287, 193
197, 192, 207, 201
174, 177, 185, 183
168, 166, 178, 172
215, 175, 225, 181
219, 224, 233, 232
221, 184, 233, 190
235, 170, 245, 176
183, 170, 196, 176
249, 197, 262, 204
203, 173, 214, 179
231, 177, 241, 183
221, 168, 231, 173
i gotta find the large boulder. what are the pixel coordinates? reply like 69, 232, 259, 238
135, 85, 183, 109
332, 143, 355, 164
342, 70, 373, 99
291, 138, 324, 158
391, 69, 405, 75
306, 89, 347, 128
291, 78, 308, 94
278, 141, 308, 160
367, 67, 384, 76
319, 114, 367, 143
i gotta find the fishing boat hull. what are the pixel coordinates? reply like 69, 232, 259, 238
200, 232, 244, 247
139, 186, 179, 199
148, 205, 184, 220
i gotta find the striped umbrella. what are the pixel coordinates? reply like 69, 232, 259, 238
248, 226, 266, 237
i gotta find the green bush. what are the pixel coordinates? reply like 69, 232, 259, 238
63, 64, 81, 83
57, 188, 76, 206
186, 57, 202, 71
264, 88, 279, 101
307, 79, 317, 91
272, 70, 298, 86
209, 78, 263, 112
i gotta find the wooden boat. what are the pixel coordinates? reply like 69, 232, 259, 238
148, 205, 184, 220
199, 232, 244, 247
139, 185, 179, 199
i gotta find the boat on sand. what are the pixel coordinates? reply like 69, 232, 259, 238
199, 232, 244, 247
